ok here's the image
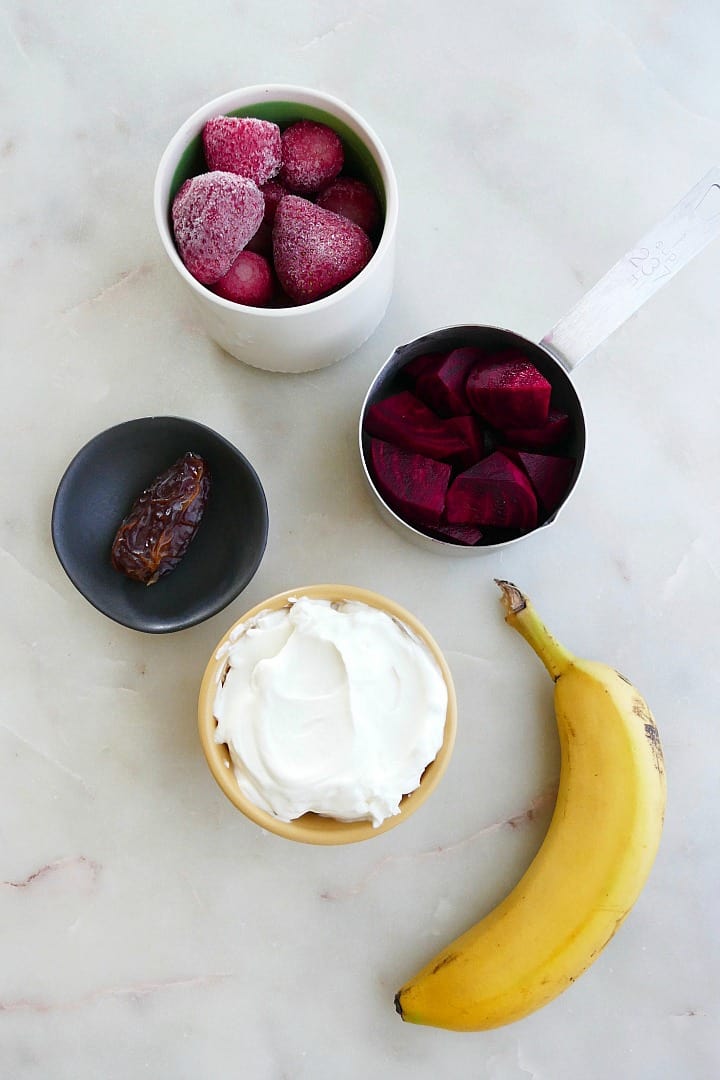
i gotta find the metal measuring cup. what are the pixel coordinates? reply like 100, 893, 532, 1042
359, 168, 720, 553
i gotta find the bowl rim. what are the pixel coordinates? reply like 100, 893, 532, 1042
51, 415, 269, 633
153, 83, 399, 318
197, 583, 457, 844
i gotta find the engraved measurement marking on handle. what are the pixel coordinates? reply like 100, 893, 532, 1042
541, 169, 720, 369
628, 243, 678, 287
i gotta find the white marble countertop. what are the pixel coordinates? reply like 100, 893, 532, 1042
2, 2, 719, 1077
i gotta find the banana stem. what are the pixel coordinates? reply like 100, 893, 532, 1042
495, 580, 574, 681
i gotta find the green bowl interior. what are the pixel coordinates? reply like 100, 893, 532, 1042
169, 100, 387, 217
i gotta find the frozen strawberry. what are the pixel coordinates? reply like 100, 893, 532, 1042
171, 172, 264, 284
260, 178, 289, 224
202, 116, 282, 186
279, 120, 344, 195
273, 195, 372, 304
316, 177, 381, 234
212, 251, 274, 306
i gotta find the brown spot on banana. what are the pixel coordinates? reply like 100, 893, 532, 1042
643, 722, 665, 775
631, 696, 665, 773
431, 952, 459, 975
631, 696, 653, 724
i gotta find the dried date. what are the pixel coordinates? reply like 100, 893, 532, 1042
111, 452, 211, 585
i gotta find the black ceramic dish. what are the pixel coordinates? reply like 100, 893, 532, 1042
52, 417, 268, 632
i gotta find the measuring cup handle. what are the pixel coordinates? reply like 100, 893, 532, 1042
541, 167, 720, 371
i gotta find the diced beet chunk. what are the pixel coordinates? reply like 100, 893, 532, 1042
427, 521, 483, 545
466, 352, 552, 428
369, 439, 451, 527
446, 415, 492, 469
402, 352, 446, 380
445, 451, 537, 530
499, 408, 572, 448
415, 346, 485, 417
511, 451, 576, 514
364, 392, 472, 461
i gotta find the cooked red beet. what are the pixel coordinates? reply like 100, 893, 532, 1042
364, 392, 471, 461
427, 521, 483, 545
415, 347, 485, 417
499, 408, 571, 448
369, 439, 451, 527
466, 352, 552, 428
445, 451, 537, 529
402, 352, 445, 380
446, 415, 492, 469
510, 451, 576, 514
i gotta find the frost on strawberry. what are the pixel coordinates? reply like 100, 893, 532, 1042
203, 116, 282, 186
272, 195, 372, 304
171, 171, 264, 284
212, 251, 274, 306
279, 120, 344, 195
316, 177, 381, 234
259, 178, 290, 224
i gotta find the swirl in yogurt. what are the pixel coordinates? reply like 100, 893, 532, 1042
213, 596, 448, 826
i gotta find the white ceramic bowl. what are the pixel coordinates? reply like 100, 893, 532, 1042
154, 84, 398, 373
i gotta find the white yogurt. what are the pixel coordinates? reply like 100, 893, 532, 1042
213, 596, 448, 826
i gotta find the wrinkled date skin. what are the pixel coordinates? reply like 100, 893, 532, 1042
111, 452, 211, 585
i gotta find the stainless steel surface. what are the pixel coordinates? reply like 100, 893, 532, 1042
360, 169, 720, 554
542, 167, 720, 370
359, 325, 586, 555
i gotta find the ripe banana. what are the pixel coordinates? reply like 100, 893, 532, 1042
394, 579, 666, 1031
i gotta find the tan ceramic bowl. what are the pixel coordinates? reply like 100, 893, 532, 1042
198, 584, 457, 844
